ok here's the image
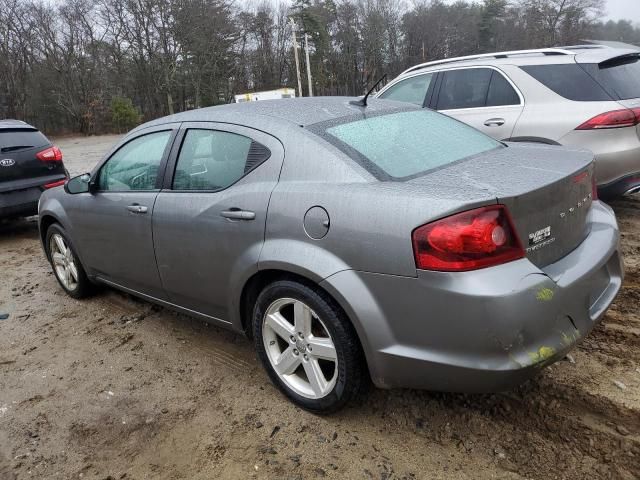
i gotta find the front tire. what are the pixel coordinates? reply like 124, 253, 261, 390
253, 279, 365, 413
45, 223, 93, 299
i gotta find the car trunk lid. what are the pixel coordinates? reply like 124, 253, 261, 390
407, 143, 595, 268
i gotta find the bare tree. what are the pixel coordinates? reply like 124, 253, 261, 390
0, 0, 631, 135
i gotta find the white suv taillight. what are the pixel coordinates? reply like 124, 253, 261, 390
576, 108, 640, 130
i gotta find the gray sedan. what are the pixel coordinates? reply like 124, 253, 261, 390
38, 98, 623, 413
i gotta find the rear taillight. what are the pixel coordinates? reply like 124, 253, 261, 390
412, 205, 525, 272
576, 108, 640, 130
43, 179, 67, 189
36, 146, 63, 162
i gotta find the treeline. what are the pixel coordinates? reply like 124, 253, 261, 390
0, 0, 638, 134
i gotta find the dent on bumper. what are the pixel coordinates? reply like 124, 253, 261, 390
321, 202, 623, 392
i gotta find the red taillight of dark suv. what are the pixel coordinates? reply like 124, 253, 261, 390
36, 145, 63, 162
412, 205, 525, 272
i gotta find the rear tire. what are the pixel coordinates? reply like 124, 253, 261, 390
45, 223, 93, 299
253, 279, 365, 413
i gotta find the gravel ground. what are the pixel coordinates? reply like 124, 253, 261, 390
0, 135, 639, 479
53, 135, 122, 176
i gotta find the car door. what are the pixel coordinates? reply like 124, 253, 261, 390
152, 122, 284, 322
431, 67, 524, 140
67, 125, 178, 299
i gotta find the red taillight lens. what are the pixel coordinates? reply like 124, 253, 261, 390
43, 179, 67, 189
576, 108, 640, 130
412, 205, 525, 272
36, 146, 63, 162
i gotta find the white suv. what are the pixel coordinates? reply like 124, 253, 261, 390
375, 46, 640, 199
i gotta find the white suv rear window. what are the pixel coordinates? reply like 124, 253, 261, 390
521, 64, 612, 101
582, 54, 640, 100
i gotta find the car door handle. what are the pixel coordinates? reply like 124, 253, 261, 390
484, 118, 505, 127
126, 204, 148, 214
220, 209, 255, 220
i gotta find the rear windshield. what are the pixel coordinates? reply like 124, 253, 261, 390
580, 54, 640, 100
0, 129, 49, 152
318, 109, 501, 180
520, 64, 612, 101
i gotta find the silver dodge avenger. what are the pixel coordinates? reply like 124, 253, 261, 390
38, 98, 623, 413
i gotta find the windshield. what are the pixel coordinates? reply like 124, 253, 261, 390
319, 109, 502, 180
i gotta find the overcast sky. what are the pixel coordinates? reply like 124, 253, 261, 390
605, 0, 640, 23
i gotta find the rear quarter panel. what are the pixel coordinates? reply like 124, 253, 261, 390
261, 131, 496, 278
504, 65, 623, 142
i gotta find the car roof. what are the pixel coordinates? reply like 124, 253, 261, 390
132, 97, 416, 135
397, 45, 640, 77
0, 119, 36, 130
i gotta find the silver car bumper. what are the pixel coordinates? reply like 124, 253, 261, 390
560, 126, 640, 192
321, 201, 623, 392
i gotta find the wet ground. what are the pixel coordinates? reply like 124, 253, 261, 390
0, 135, 638, 479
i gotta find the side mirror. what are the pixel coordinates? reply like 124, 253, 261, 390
65, 173, 93, 194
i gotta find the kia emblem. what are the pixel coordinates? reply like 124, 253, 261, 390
0, 158, 15, 167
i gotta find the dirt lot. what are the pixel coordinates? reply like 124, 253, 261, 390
1, 135, 639, 480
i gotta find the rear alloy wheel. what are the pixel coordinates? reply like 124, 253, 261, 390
46, 224, 93, 299
263, 297, 338, 399
253, 280, 365, 413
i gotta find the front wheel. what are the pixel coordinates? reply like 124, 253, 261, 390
253, 280, 365, 413
45, 223, 93, 299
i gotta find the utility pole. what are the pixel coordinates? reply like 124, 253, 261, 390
304, 33, 313, 97
290, 18, 303, 98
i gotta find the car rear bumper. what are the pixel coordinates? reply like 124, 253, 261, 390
0, 187, 42, 218
321, 201, 623, 392
1, 174, 67, 218
598, 172, 640, 200
559, 127, 640, 191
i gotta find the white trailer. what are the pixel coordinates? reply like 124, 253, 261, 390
234, 88, 296, 103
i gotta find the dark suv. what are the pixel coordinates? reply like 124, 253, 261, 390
0, 120, 67, 218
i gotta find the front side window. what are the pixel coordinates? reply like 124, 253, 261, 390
437, 68, 493, 110
378, 74, 433, 106
98, 130, 171, 191
320, 109, 501, 179
173, 129, 270, 191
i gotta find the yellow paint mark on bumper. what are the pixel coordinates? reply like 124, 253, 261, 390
536, 288, 554, 301
528, 346, 556, 365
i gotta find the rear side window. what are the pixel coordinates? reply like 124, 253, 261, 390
581, 55, 640, 100
436, 68, 492, 110
0, 129, 48, 152
321, 109, 501, 179
378, 74, 434, 106
173, 129, 270, 191
486, 71, 521, 106
520, 64, 612, 101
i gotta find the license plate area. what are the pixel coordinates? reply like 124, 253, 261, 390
0, 187, 41, 208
